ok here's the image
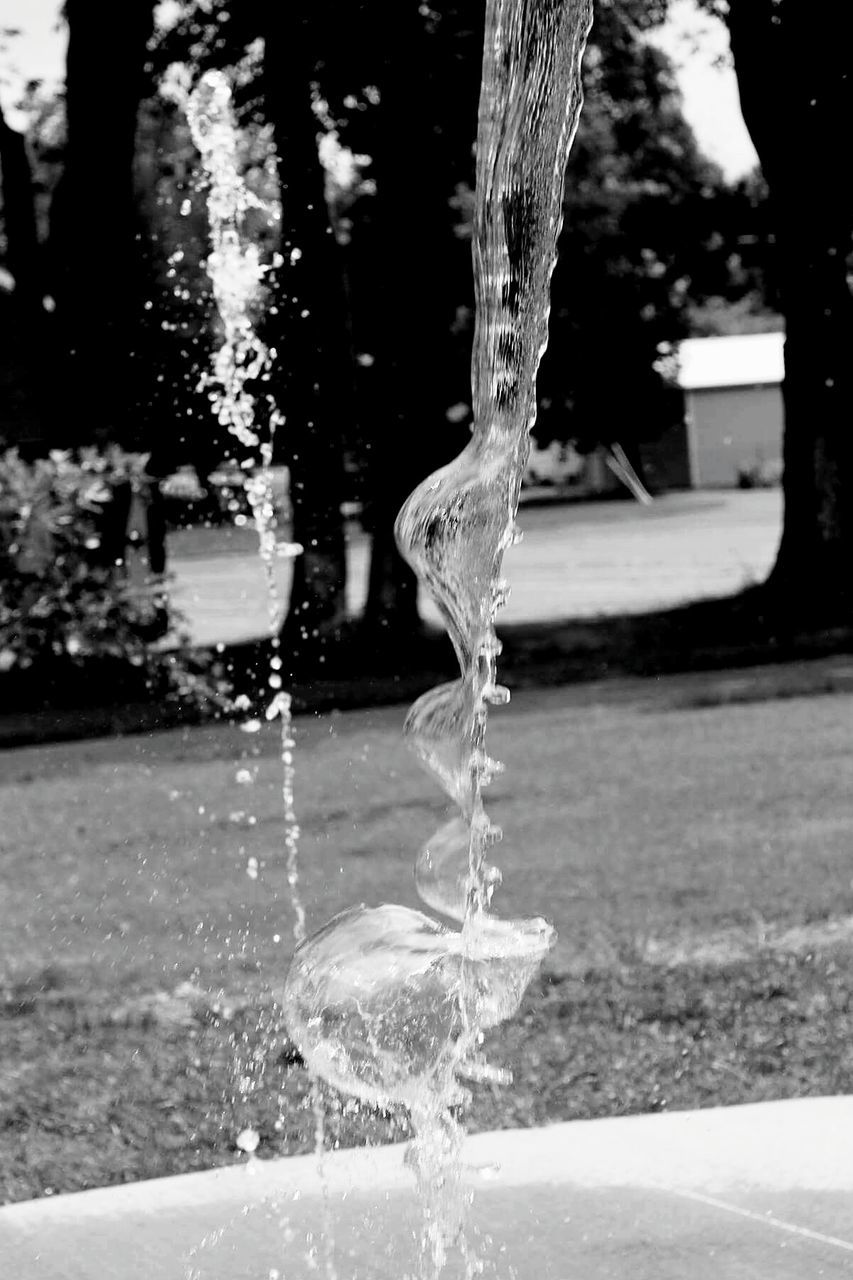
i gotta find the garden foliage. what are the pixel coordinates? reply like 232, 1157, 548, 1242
0, 448, 184, 682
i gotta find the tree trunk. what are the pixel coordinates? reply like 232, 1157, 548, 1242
0, 103, 48, 449
354, 1, 472, 638
728, 0, 853, 618
263, 6, 350, 665
0, 105, 42, 322
47, 0, 155, 448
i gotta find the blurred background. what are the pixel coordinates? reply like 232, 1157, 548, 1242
0, 0, 850, 702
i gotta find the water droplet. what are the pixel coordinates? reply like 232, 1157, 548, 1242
266, 692, 289, 721
236, 1127, 259, 1153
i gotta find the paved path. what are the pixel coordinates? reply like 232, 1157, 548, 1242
168, 490, 782, 647
3, 1097, 852, 1278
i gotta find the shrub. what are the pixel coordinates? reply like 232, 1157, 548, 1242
0, 448, 204, 701
736, 457, 783, 490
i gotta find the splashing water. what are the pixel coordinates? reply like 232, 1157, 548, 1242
187, 70, 305, 944
188, 68, 335, 1280
284, 1, 593, 1275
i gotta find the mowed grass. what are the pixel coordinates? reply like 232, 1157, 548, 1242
2, 663, 853, 1204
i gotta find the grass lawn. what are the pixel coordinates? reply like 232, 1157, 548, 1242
2, 662, 853, 1204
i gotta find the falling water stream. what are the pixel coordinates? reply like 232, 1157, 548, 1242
186, 71, 305, 940
282, 1, 594, 1277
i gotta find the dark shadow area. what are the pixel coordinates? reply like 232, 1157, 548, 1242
3, 582, 852, 749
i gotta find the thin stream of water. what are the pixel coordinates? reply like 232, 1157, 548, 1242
186, 71, 306, 947
187, 69, 331, 1277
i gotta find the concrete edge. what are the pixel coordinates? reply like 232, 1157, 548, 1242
2, 1095, 851, 1226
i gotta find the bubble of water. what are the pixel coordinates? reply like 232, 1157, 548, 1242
284, 904, 554, 1110
415, 816, 501, 922
395, 444, 518, 670
284, 905, 464, 1110
403, 681, 472, 809
461, 913, 554, 1030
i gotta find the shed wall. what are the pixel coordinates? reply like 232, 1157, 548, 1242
688, 385, 783, 488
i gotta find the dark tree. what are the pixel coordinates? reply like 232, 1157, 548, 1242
347, 1, 475, 636
263, 3, 351, 659
0, 102, 41, 321
722, 0, 853, 616
47, 0, 155, 447
0, 100, 46, 448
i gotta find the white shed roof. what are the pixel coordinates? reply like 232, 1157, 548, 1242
677, 332, 784, 391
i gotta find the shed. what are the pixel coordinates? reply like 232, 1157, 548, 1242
642, 332, 785, 491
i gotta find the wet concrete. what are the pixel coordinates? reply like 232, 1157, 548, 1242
3, 1096, 851, 1279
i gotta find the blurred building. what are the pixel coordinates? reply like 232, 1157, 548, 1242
642, 332, 785, 490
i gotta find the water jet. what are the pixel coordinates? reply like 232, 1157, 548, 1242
283, 0, 593, 1272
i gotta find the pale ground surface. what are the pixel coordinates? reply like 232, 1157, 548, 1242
2, 1097, 852, 1278
168, 490, 782, 647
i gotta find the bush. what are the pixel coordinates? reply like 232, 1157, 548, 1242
736, 457, 783, 490
0, 448, 202, 699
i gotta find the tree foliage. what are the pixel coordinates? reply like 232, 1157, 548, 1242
0, 447, 169, 670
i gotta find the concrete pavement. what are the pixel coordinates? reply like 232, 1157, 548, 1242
168, 490, 782, 648
3, 1096, 851, 1278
